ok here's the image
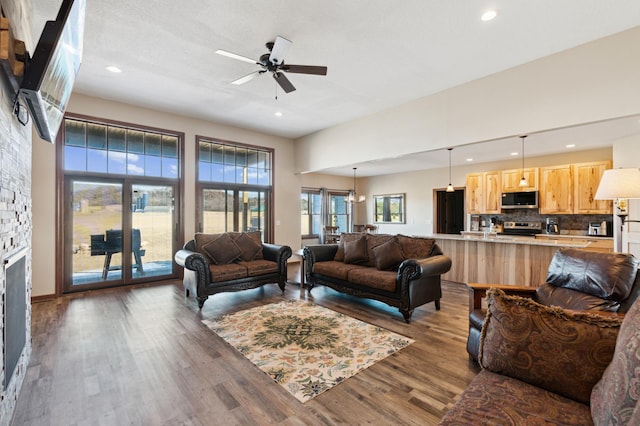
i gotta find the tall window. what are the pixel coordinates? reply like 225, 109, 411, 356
301, 189, 322, 237
59, 115, 183, 293
197, 137, 273, 241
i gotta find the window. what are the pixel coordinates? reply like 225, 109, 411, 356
63, 119, 179, 177
197, 137, 274, 241
328, 191, 349, 234
301, 189, 322, 237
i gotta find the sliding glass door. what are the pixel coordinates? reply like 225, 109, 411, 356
64, 178, 177, 292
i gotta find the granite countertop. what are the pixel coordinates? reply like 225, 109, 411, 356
432, 233, 601, 249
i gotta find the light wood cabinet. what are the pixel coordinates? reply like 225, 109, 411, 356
539, 164, 573, 214
465, 173, 484, 214
466, 171, 501, 214
573, 161, 613, 214
501, 168, 539, 192
484, 171, 502, 213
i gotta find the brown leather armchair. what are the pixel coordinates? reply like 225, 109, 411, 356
466, 248, 640, 361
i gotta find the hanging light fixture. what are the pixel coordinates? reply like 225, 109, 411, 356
519, 135, 529, 187
446, 148, 454, 192
349, 167, 366, 203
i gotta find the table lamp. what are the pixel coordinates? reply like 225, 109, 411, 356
594, 168, 640, 227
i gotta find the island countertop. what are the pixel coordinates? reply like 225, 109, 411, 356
430, 232, 612, 287
431, 233, 612, 250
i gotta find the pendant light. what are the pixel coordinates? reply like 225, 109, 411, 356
352, 167, 366, 203
446, 148, 454, 192
519, 135, 528, 187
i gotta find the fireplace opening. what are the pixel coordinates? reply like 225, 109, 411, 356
4, 248, 27, 390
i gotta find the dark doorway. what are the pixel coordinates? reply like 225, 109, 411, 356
436, 189, 465, 234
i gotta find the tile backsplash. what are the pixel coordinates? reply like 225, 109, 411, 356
475, 210, 612, 235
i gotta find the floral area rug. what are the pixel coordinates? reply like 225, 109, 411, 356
202, 299, 414, 403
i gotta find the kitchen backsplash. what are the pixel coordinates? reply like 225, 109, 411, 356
475, 211, 612, 235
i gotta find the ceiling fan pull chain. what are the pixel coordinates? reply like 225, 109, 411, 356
275, 82, 278, 100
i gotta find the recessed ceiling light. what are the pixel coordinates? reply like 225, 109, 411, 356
274, 111, 283, 117
566, 144, 576, 148
481, 9, 498, 21
466, 158, 473, 162
510, 152, 518, 156
106, 66, 122, 73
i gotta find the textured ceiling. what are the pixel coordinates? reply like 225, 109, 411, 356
31, 1, 640, 174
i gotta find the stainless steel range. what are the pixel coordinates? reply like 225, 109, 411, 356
501, 221, 543, 236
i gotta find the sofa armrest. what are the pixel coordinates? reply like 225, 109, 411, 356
174, 248, 210, 296
175, 248, 209, 271
304, 244, 338, 263
263, 243, 292, 273
398, 255, 452, 281
467, 283, 537, 311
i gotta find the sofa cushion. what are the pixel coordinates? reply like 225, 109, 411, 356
233, 232, 263, 261
194, 232, 222, 258
364, 234, 395, 267
347, 268, 397, 292
396, 235, 435, 259
480, 288, 622, 405
236, 259, 278, 277
208, 263, 248, 282
545, 248, 639, 302
535, 283, 620, 312
373, 237, 405, 270
312, 261, 367, 281
343, 235, 369, 264
334, 233, 363, 261
438, 370, 593, 425
590, 295, 640, 424
201, 233, 242, 265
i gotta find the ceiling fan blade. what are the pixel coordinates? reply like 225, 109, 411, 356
269, 36, 292, 65
273, 72, 296, 93
232, 71, 261, 85
215, 49, 259, 65
281, 64, 327, 75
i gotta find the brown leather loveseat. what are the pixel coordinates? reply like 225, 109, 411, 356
466, 248, 640, 361
175, 231, 292, 308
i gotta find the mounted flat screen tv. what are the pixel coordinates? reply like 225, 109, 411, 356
19, 0, 85, 143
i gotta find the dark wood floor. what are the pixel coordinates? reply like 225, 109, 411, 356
13, 265, 479, 425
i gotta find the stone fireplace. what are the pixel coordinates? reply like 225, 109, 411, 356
0, 0, 34, 423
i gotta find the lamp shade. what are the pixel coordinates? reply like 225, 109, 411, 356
594, 168, 640, 200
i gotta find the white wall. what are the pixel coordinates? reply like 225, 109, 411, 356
295, 26, 640, 174
31, 94, 301, 297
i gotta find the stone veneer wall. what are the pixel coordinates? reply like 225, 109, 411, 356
0, 0, 33, 424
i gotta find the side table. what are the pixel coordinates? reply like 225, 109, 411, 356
291, 248, 306, 288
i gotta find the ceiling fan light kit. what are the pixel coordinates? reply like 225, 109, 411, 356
217, 36, 327, 94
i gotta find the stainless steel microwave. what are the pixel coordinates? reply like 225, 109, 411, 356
501, 191, 538, 209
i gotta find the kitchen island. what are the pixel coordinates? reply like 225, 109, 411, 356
433, 233, 613, 287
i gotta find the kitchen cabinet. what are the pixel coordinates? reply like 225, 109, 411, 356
484, 171, 502, 213
501, 167, 539, 192
466, 171, 501, 214
539, 164, 573, 214
573, 161, 613, 214
465, 173, 484, 214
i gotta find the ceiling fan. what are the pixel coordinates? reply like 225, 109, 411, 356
215, 36, 328, 94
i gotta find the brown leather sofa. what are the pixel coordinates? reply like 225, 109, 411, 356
174, 231, 292, 308
304, 233, 452, 322
466, 248, 640, 361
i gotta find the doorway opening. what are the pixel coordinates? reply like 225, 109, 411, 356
436, 189, 465, 234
